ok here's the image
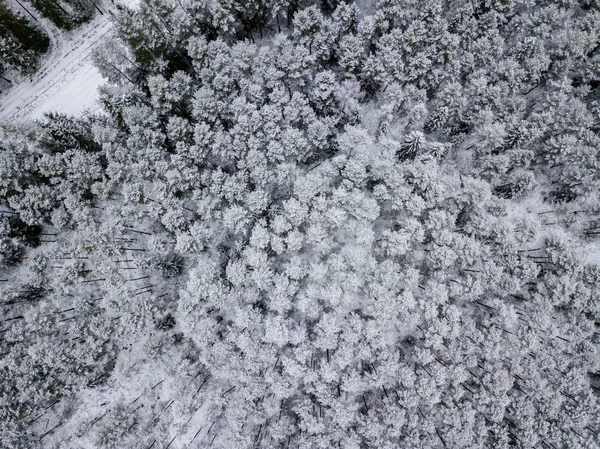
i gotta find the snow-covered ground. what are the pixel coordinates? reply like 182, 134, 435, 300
0, 14, 111, 122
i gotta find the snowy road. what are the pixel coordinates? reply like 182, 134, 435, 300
0, 14, 112, 122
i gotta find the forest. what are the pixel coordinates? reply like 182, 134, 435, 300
1, 0, 600, 448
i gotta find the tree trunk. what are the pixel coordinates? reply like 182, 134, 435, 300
14, 0, 38, 21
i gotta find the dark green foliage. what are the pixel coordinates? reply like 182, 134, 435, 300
156, 313, 175, 330
0, 1, 49, 52
63, 0, 96, 16
18, 284, 47, 302
29, 0, 90, 30
154, 252, 184, 278
38, 113, 102, 153
548, 184, 579, 203
455, 205, 473, 228
494, 183, 518, 199
172, 332, 183, 343
0, 116, 105, 227
6, 216, 42, 247
397, 132, 422, 161
0, 1, 49, 73
0, 236, 23, 266
0, 34, 36, 75
0, 216, 41, 266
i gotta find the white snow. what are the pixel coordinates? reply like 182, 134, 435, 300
31, 63, 105, 119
